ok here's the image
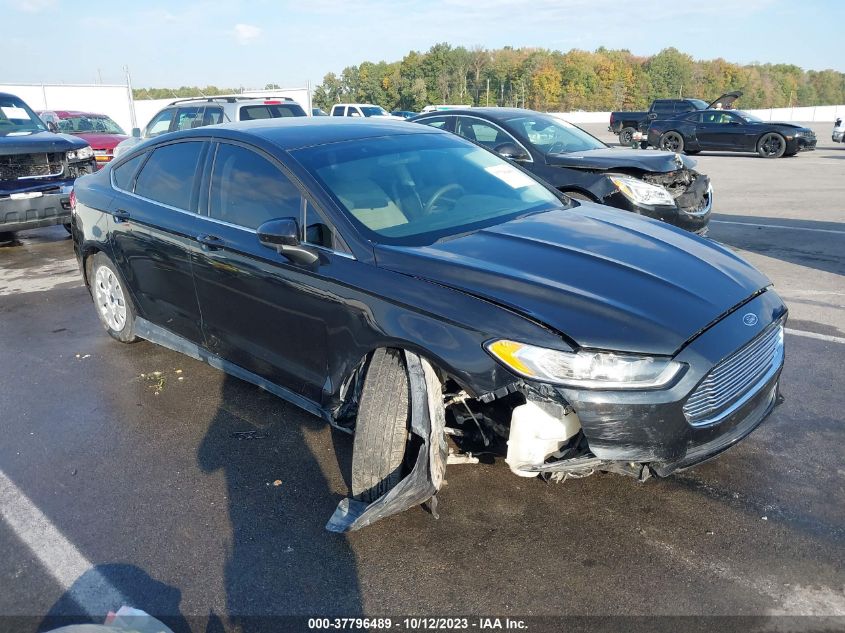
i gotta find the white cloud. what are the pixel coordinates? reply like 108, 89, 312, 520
15, 0, 57, 12
233, 23, 261, 45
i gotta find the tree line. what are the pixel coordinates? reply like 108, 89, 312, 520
311, 45, 844, 112
132, 45, 845, 113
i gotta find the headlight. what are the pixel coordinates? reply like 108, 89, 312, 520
609, 175, 675, 207
67, 146, 93, 161
486, 339, 684, 389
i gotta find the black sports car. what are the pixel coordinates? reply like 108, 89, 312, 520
648, 109, 817, 158
72, 118, 786, 530
411, 107, 712, 235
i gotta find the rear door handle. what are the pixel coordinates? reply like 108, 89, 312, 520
111, 208, 130, 223
196, 234, 225, 250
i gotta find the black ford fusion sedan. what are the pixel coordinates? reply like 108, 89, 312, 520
72, 118, 786, 530
411, 108, 713, 235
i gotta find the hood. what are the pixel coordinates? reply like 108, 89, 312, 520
759, 121, 812, 132
707, 91, 742, 109
0, 130, 88, 155
546, 147, 695, 172
74, 132, 128, 150
375, 205, 769, 355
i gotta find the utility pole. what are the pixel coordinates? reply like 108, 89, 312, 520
123, 65, 137, 130
486, 78, 489, 106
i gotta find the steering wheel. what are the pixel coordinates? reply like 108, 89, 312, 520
546, 141, 567, 154
424, 183, 464, 214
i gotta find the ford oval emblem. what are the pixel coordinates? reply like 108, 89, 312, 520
742, 313, 759, 326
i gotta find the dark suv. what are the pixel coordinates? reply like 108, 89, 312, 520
1, 92, 96, 239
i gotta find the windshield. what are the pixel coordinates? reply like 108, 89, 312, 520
734, 110, 762, 122
56, 114, 125, 135
361, 106, 389, 117
0, 96, 47, 135
505, 114, 606, 154
293, 132, 566, 246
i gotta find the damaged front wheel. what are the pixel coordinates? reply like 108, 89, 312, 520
351, 348, 412, 502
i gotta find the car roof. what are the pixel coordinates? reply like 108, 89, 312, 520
415, 107, 539, 120
162, 117, 442, 150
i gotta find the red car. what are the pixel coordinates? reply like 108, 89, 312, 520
38, 110, 129, 169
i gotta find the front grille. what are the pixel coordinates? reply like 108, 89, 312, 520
683, 322, 784, 427
0, 152, 65, 180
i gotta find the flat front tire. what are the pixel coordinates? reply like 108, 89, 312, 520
351, 349, 411, 503
89, 253, 138, 343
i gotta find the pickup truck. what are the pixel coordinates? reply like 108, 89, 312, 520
609, 92, 741, 145
1, 92, 96, 241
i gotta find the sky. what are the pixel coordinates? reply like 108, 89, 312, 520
2, 0, 843, 89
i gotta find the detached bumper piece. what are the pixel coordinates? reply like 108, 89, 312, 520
326, 351, 447, 532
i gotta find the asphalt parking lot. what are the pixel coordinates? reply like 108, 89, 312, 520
1, 122, 843, 632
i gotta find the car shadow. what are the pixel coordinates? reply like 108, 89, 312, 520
196, 375, 362, 631
709, 214, 845, 278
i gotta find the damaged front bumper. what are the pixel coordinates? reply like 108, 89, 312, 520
507, 290, 786, 478
604, 169, 712, 235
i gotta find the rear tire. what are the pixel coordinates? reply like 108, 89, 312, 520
684, 149, 700, 155
351, 349, 411, 503
88, 252, 138, 343
618, 127, 636, 146
757, 132, 786, 158
659, 131, 684, 153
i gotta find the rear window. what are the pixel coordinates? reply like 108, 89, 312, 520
134, 142, 204, 211
112, 152, 147, 191
238, 104, 305, 120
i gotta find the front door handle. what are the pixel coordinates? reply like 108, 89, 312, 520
196, 234, 225, 250
111, 208, 130, 223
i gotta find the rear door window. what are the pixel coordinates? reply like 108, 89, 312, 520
203, 107, 224, 126
238, 104, 304, 120
652, 101, 674, 114
331, 106, 345, 117
416, 116, 451, 130
455, 117, 517, 149
134, 141, 204, 211
346, 107, 360, 117
208, 143, 302, 230
174, 106, 204, 131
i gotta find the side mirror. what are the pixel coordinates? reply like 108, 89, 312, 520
257, 217, 318, 266
648, 112, 658, 120
494, 142, 529, 161
46, 121, 58, 133
131, 127, 141, 138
